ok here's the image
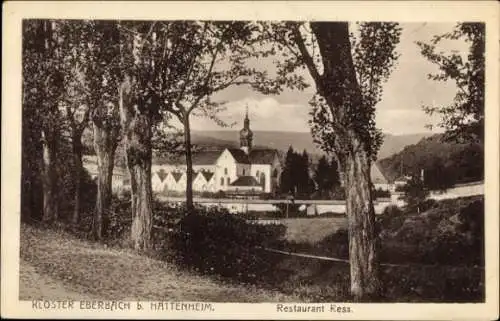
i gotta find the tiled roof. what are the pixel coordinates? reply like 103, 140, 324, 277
227, 148, 251, 164
201, 171, 214, 182
154, 148, 278, 166
154, 150, 222, 166
230, 176, 261, 187
249, 149, 277, 164
156, 170, 168, 182
171, 172, 184, 182
192, 151, 222, 165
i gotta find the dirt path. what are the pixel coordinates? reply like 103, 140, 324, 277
19, 225, 297, 302
19, 260, 95, 300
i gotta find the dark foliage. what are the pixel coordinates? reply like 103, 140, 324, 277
373, 188, 391, 199
378, 134, 484, 186
166, 210, 286, 283
290, 196, 484, 267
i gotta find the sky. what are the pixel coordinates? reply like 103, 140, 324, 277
180, 22, 469, 135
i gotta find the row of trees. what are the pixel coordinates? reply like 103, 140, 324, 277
279, 146, 342, 199
23, 20, 400, 300
22, 20, 290, 246
24, 20, 483, 300
279, 147, 314, 197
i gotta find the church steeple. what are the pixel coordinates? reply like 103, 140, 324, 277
240, 104, 253, 154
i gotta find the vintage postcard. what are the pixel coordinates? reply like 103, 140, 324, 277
2, 1, 499, 319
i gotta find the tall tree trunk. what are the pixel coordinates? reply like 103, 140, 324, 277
71, 131, 84, 226
92, 121, 119, 240
41, 129, 59, 222
340, 141, 381, 300
21, 104, 44, 222
119, 76, 153, 252
309, 22, 382, 300
183, 114, 194, 212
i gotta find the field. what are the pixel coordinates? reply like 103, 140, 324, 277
279, 217, 347, 243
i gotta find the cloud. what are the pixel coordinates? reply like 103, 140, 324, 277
376, 108, 444, 135
179, 23, 466, 136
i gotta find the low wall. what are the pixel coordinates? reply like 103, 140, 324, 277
158, 196, 393, 215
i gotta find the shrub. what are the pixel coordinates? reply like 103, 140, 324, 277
167, 209, 286, 283
382, 204, 404, 217
373, 188, 391, 199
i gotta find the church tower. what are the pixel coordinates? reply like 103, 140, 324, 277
239, 105, 253, 154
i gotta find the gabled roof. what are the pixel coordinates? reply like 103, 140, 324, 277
171, 172, 184, 182
156, 170, 168, 182
230, 176, 261, 187
249, 149, 277, 164
227, 148, 251, 164
192, 151, 222, 165
201, 171, 214, 182
371, 164, 388, 184
155, 150, 222, 166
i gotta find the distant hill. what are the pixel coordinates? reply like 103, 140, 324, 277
377, 134, 484, 185
83, 128, 434, 166
191, 130, 431, 160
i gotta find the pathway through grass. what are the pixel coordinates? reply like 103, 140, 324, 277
20, 224, 298, 302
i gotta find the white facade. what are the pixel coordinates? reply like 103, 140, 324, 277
214, 149, 238, 191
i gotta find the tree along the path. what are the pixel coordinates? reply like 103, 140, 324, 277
87, 21, 123, 240
22, 20, 67, 223
115, 21, 301, 250
55, 21, 95, 226
161, 21, 285, 212
417, 23, 485, 144
265, 22, 401, 300
114, 21, 227, 250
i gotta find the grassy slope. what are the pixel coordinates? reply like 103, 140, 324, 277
20, 224, 298, 302
268, 196, 484, 302
281, 217, 347, 243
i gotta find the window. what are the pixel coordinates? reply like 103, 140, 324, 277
243, 169, 246, 175
226, 177, 230, 185
224, 168, 228, 175
256, 170, 260, 177
220, 177, 224, 186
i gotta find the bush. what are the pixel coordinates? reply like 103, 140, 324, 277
378, 197, 484, 265
373, 188, 391, 199
382, 204, 404, 217
167, 209, 286, 283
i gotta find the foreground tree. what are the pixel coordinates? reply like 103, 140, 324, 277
23, 20, 66, 222
88, 21, 123, 240
163, 22, 276, 211
116, 21, 296, 249
417, 23, 485, 144
57, 21, 94, 225
266, 22, 401, 299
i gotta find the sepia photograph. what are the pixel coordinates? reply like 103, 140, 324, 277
2, 1, 499, 320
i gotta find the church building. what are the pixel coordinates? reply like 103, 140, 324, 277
151, 108, 282, 195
